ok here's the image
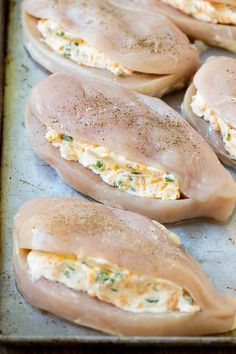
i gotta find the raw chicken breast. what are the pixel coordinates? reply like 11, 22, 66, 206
25, 73, 236, 223
183, 56, 236, 168
118, 0, 236, 52
13, 197, 236, 336
22, 0, 198, 97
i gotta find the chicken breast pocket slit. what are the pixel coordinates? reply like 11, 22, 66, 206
161, 0, 236, 25
183, 56, 236, 169
25, 73, 236, 223
13, 197, 236, 336
22, 0, 198, 97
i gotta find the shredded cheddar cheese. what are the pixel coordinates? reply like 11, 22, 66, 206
37, 19, 132, 76
45, 128, 181, 200
191, 91, 236, 159
28, 250, 199, 314
161, 0, 236, 25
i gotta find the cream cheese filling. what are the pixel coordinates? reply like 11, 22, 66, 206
28, 250, 199, 314
191, 90, 236, 159
46, 128, 181, 200
37, 19, 132, 76
161, 0, 236, 25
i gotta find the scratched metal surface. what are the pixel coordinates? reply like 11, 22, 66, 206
0, 0, 236, 346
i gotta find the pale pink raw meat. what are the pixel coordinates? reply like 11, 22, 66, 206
13, 197, 236, 336
22, 0, 198, 97
116, 0, 236, 52
183, 56, 236, 168
25, 73, 236, 223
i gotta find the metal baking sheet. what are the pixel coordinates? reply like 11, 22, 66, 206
0, 0, 236, 345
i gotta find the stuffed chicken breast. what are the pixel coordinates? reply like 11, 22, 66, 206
123, 0, 236, 52
13, 197, 236, 336
25, 73, 236, 223
160, 0, 236, 25
183, 56, 236, 169
22, 0, 198, 98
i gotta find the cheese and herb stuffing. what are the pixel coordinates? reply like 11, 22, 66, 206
27, 250, 199, 313
161, 0, 236, 25
46, 128, 181, 200
191, 91, 236, 159
37, 20, 132, 76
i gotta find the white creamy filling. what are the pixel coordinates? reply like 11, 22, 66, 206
161, 0, 236, 24
37, 20, 132, 76
45, 128, 181, 200
27, 250, 199, 314
191, 91, 236, 159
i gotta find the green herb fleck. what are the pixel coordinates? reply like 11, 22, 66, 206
96, 269, 110, 283
226, 131, 231, 141
63, 264, 75, 278
67, 265, 75, 271
109, 278, 115, 286
130, 167, 142, 175
115, 180, 124, 188
93, 160, 104, 170
64, 47, 71, 57
115, 272, 122, 278
165, 174, 175, 183
63, 270, 70, 278
111, 288, 117, 292
146, 298, 159, 303
56, 30, 64, 36
61, 133, 73, 142
75, 42, 79, 46
129, 186, 136, 192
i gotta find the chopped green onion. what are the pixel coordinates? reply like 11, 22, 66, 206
93, 160, 104, 170
115, 180, 124, 188
117, 68, 123, 74
165, 174, 175, 183
96, 269, 110, 283
67, 265, 75, 271
130, 167, 142, 175
115, 272, 122, 278
61, 133, 73, 142
146, 298, 159, 303
63, 264, 75, 278
226, 131, 231, 141
56, 30, 64, 36
109, 278, 115, 286
64, 47, 71, 57
63, 270, 70, 278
